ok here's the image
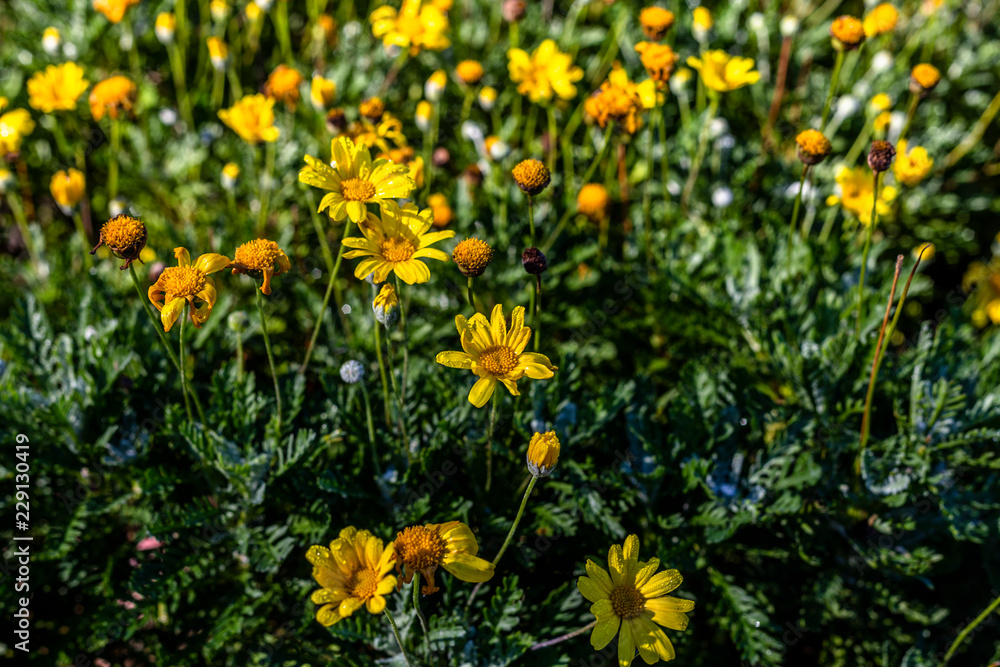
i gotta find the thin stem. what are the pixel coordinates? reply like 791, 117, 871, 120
383, 610, 414, 667
394, 273, 410, 402
581, 123, 615, 186
527, 196, 536, 247
897, 93, 920, 145
179, 303, 194, 423
307, 189, 336, 275
411, 572, 431, 654
109, 119, 121, 201
256, 286, 282, 434
73, 211, 93, 269
256, 141, 276, 234
361, 383, 380, 476
274, 0, 292, 63
466, 276, 477, 312
374, 320, 392, 426
788, 165, 810, 266
855, 174, 880, 342
235, 331, 244, 383
485, 391, 499, 493
681, 94, 719, 212
533, 275, 541, 353
299, 219, 352, 375
821, 49, 845, 130
943, 590, 1000, 664
492, 475, 537, 567
530, 621, 598, 651
546, 105, 559, 174
168, 43, 195, 127
945, 88, 1000, 169
859, 255, 904, 459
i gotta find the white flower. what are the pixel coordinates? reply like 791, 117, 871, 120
339, 360, 365, 384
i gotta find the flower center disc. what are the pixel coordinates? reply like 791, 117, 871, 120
160, 266, 206, 298
349, 567, 380, 600
479, 345, 519, 376
380, 237, 416, 263
341, 177, 376, 201
610, 585, 645, 620
395, 526, 447, 571
235, 239, 281, 271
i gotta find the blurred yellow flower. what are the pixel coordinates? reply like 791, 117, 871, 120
245, 1, 262, 21
264, 64, 304, 110
830, 15, 865, 49
207, 37, 229, 70
89, 76, 137, 121
346, 113, 405, 154
584, 66, 657, 134
370, 0, 450, 55
827, 166, 897, 225
870, 93, 892, 113
687, 51, 759, 92
306, 527, 397, 626
577, 183, 610, 222
221, 162, 240, 190
863, 3, 898, 37
93, 0, 139, 23
507, 39, 584, 103
0, 98, 36, 155
456, 60, 485, 85
378, 146, 424, 188
148, 247, 231, 332
478, 86, 497, 110
436, 304, 557, 407
893, 140, 934, 186
392, 521, 493, 595
577, 535, 694, 666
795, 129, 832, 165
310, 75, 337, 109
230, 238, 291, 294
299, 136, 415, 223
218, 94, 280, 144
425, 69, 447, 101
342, 201, 454, 284
155, 12, 176, 43
635, 42, 679, 87
210, 0, 229, 22
693, 6, 713, 30
964, 259, 1000, 327
42, 27, 61, 55
28, 63, 90, 113
874, 111, 892, 132
317, 14, 337, 46
428, 192, 452, 227
640, 6, 675, 40
910, 63, 941, 94
415, 100, 433, 132
50, 168, 86, 209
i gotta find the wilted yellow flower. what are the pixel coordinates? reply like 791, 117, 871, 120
230, 239, 291, 294
207, 37, 228, 70
512, 159, 551, 195
370, 0, 451, 55
686, 51, 759, 92
436, 304, 557, 407
299, 136, 415, 223
893, 140, 934, 186
830, 15, 865, 49
155, 12, 176, 43
218, 94, 280, 144
50, 169, 86, 209
264, 64, 304, 110
527, 431, 560, 477
310, 76, 337, 109
93, 0, 139, 23
0, 99, 35, 155
306, 527, 397, 626
635, 42, 679, 87
393, 522, 493, 595
28, 63, 90, 113
795, 129, 832, 165
148, 247, 231, 332
342, 201, 454, 284
577, 183, 610, 222
577, 535, 694, 666
452, 238, 494, 277
910, 64, 941, 95
507, 39, 584, 103
640, 7, 675, 40
88, 76, 136, 120
42, 27, 61, 55
585, 66, 658, 134
456, 60, 485, 85
863, 3, 898, 37
90, 214, 147, 269
827, 166, 897, 225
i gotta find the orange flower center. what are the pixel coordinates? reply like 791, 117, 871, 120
379, 237, 416, 263
395, 526, 446, 571
349, 567, 380, 600
234, 239, 283, 271
610, 585, 644, 620
100, 215, 145, 252
341, 177, 376, 201
160, 266, 206, 298
479, 345, 519, 376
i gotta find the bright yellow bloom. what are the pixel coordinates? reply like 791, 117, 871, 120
88, 76, 137, 120
342, 201, 453, 284
795, 129, 831, 165
245, 1, 261, 21
512, 159, 551, 195
577, 535, 694, 666
507, 39, 584, 103
578, 183, 610, 222
893, 140, 934, 187
345, 114, 406, 154
635, 42, 679, 87
830, 15, 865, 49
693, 6, 713, 31
370, 0, 450, 56
863, 3, 898, 37
90, 214, 146, 268
299, 136, 414, 223
50, 169, 86, 209
218, 94, 280, 144
221, 162, 240, 189
910, 64, 941, 93
456, 60, 485, 85
310, 76, 337, 109
306, 527, 397, 626
155, 12, 176, 43
640, 7, 675, 40
585, 66, 658, 134
230, 239, 291, 294
827, 166, 897, 225
425, 69, 447, 101
93, 0, 139, 23
478, 86, 497, 110
207, 37, 229, 70
28, 63, 90, 113
264, 64, 304, 110
0, 98, 36, 155
436, 304, 557, 407
870, 93, 892, 113
392, 521, 493, 595
415, 100, 433, 131
148, 247, 231, 332
686, 51, 760, 92
378, 146, 424, 188
527, 431, 560, 477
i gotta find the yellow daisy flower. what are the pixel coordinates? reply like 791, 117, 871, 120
584, 66, 658, 135
0, 98, 36, 155
577, 535, 695, 666
28, 63, 90, 113
306, 527, 397, 626
93, 0, 139, 23
50, 168, 86, 209
342, 201, 454, 284
370, 0, 451, 55
89, 75, 137, 121
392, 521, 494, 595
218, 94, 280, 144
148, 247, 231, 332
686, 51, 760, 92
230, 238, 291, 295
893, 140, 934, 187
435, 304, 557, 407
298, 136, 415, 223
827, 166, 897, 225
507, 39, 584, 103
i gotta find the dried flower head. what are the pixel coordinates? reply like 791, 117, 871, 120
372, 283, 400, 326
522, 247, 548, 275
91, 214, 147, 269
868, 140, 896, 173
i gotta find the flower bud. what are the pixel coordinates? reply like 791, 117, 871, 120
526, 431, 560, 477
522, 247, 548, 275
155, 12, 176, 44
42, 27, 61, 55
373, 284, 400, 327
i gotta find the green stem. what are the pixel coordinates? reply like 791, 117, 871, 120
581, 123, 614, 186
788, 165, 809, 250
73, 211, 93, 269
533, 275, 541, 353
256, 285, 282, 434
299, 219, 352, 375
860, 255, 903, 455
897, 93, 920, 146
109, 119, 121, 201
307, 190, 336, 275
492, 475, 537, 567
527, 196, 536, 247
374, 319, 392, 426
943, 591, 1000, 665
361, 383, 380, 476
485, 391, 499, 493
383, 610, 414, 667
256, 141, 275, 234
235, 331, 244, 383
681, 94, 719, 212
411, 572, 430, 654
179, 303, 194, 423
546, 105, 558, 174
821, 50, 845, 130
855, 174, 880, 343
467, 276, 477, 312
394, 273, 410, 402
168, 43, 195, 127
274, 0, 292, 63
